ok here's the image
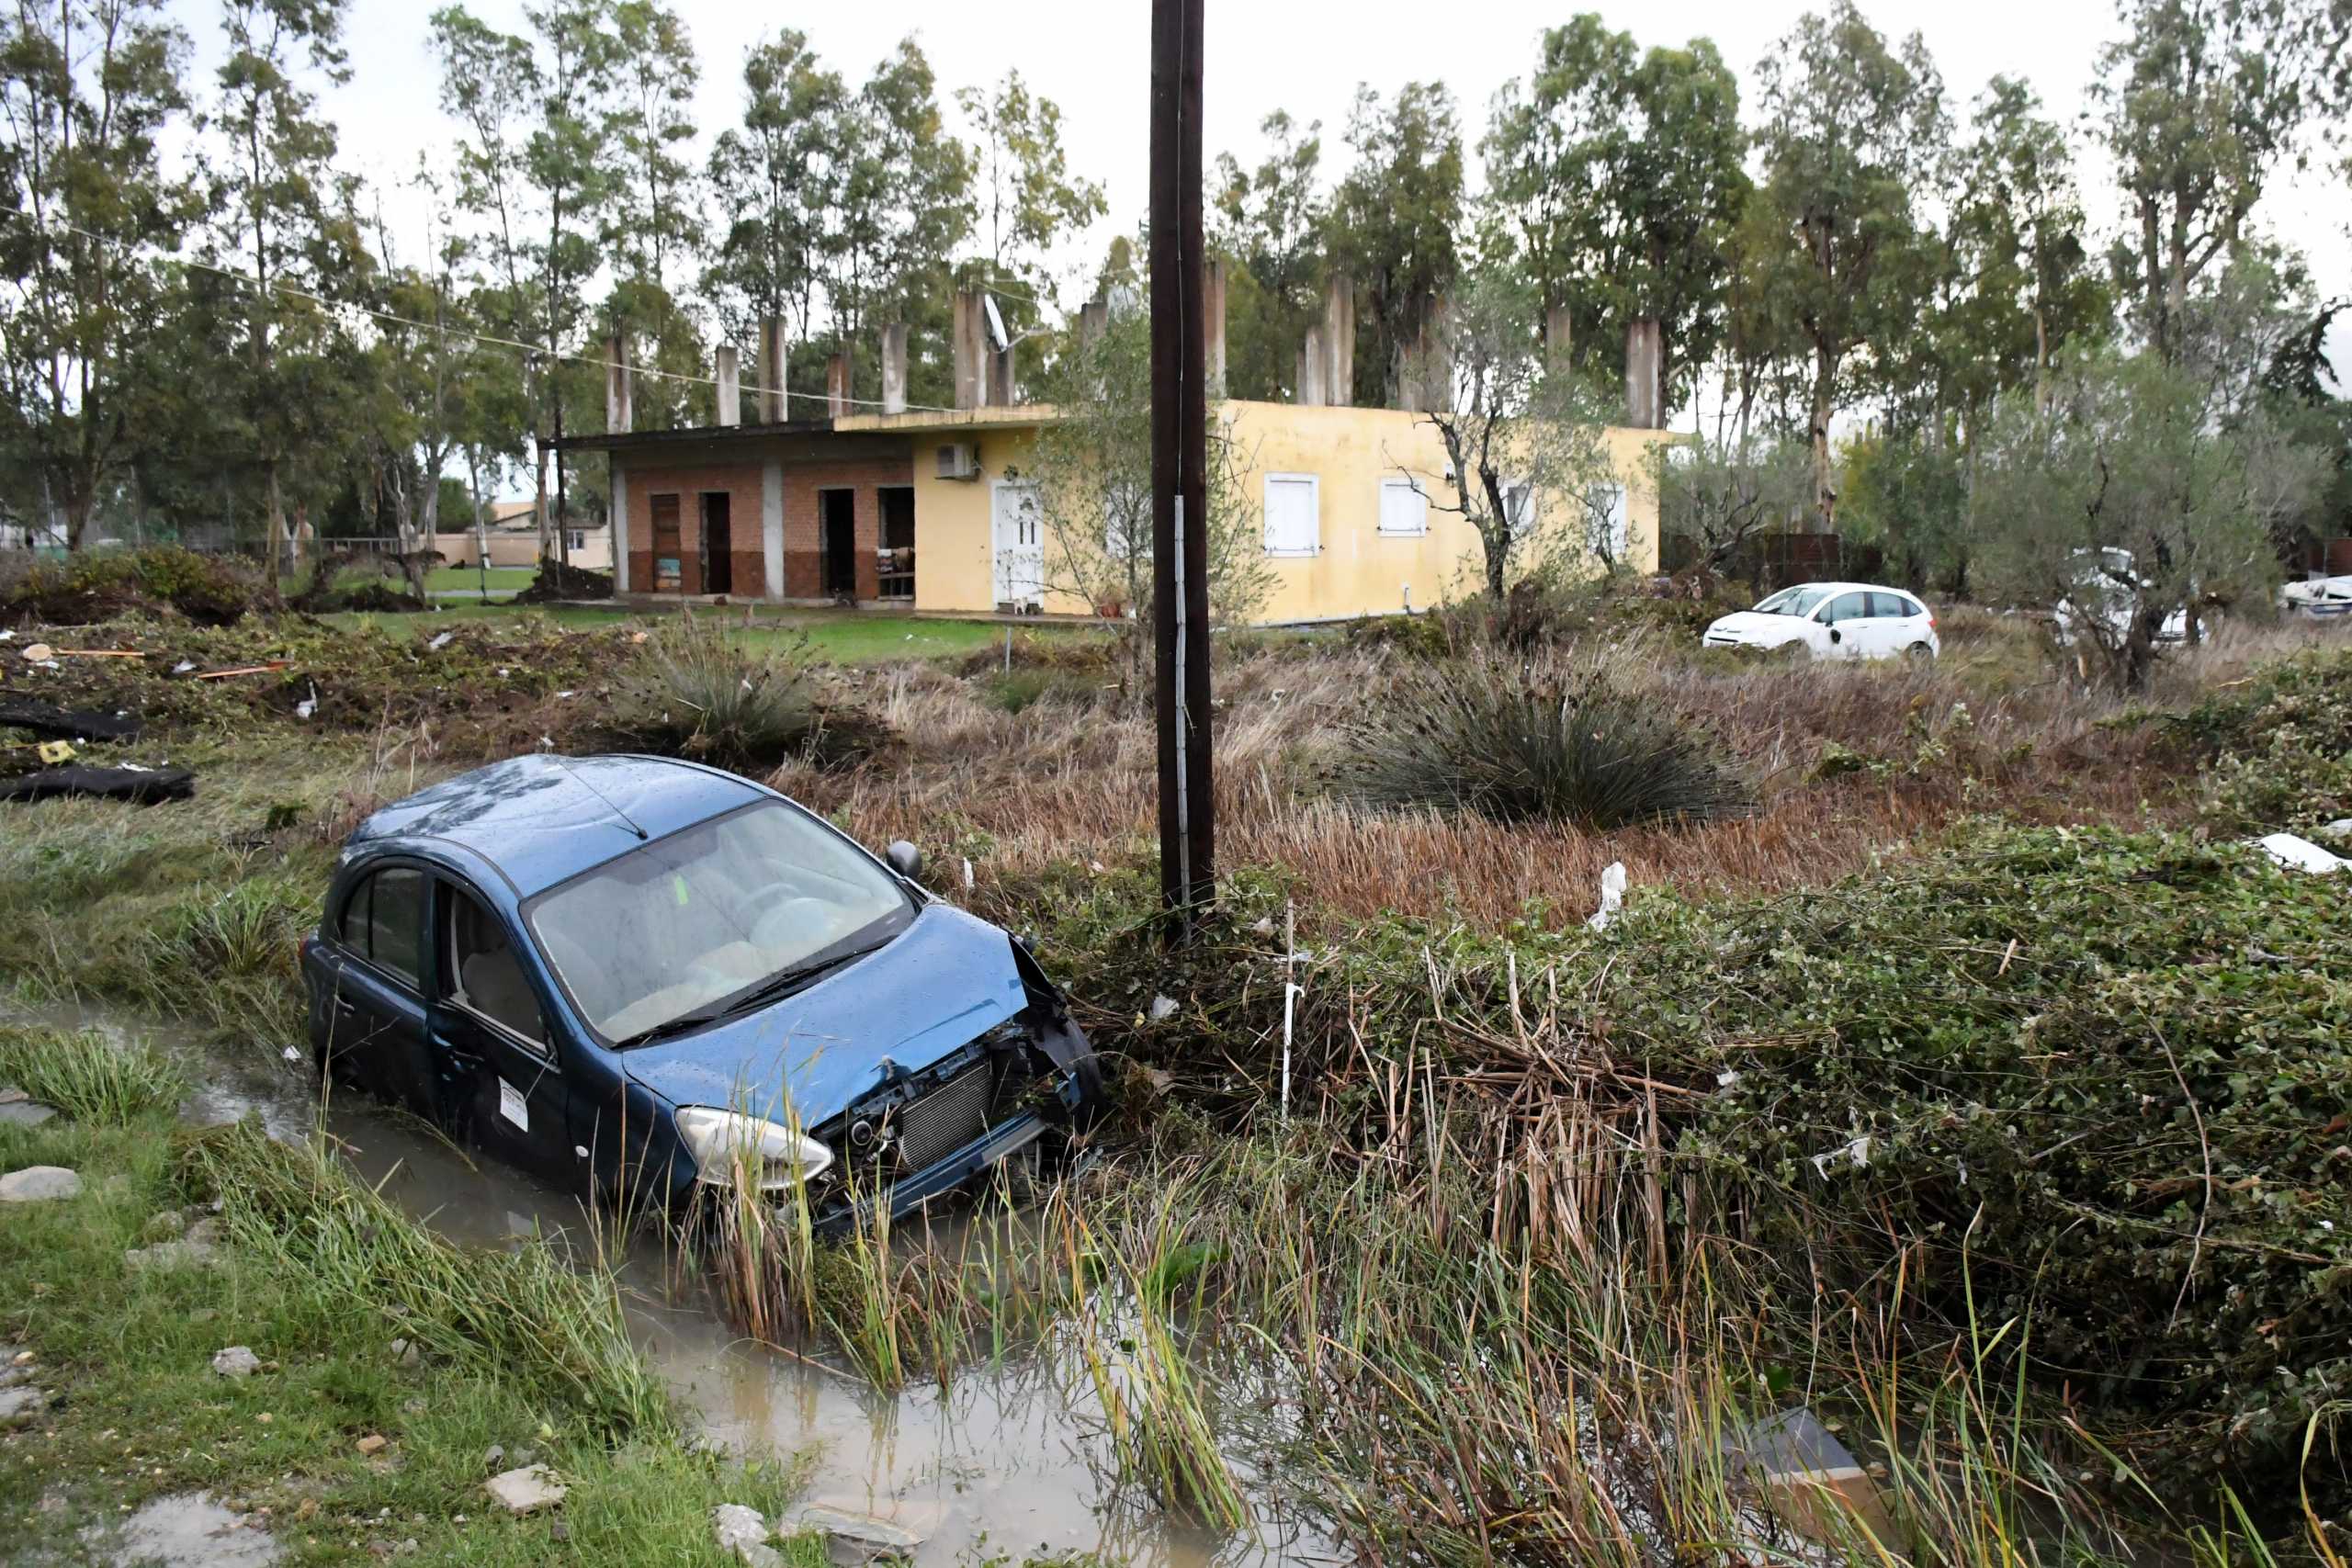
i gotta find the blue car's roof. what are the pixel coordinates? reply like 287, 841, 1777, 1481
345, 754, 769, 897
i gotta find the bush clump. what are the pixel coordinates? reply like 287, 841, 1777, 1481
1, 545, 258, 626
604, 618, 881, 769
0, 1023, 184, 1124
1331, 654, 1750, 829
2167, 648, 2352, 832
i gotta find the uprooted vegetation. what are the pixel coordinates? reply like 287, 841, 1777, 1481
3, 594, 2349, 1559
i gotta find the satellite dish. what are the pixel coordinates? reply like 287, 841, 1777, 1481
981, 293, 1010, 352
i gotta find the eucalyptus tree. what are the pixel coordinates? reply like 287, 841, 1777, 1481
1482, 16, 1749, 423
1212, 110, 1325, 400
207, 0, 362, 591
2098, 0, 2345, 364
0, 0, 196, 549
1326, 81, 1464, 408
955, 65, 1101, 318
704, 29, 843, 378
1752, 1, 1948, 527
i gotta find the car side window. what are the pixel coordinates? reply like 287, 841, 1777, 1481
1868, 592, 1910, 618
337, 866, 424, 990
442, 886, 547, 1047
1822, 592, 1868, 624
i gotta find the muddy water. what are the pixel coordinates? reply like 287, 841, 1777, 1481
49, 1011, 1343, 1568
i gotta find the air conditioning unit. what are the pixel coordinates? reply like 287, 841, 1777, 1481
934, 442, 979, 481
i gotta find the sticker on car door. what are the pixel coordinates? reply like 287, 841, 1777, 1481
498, 1077, 528, 1132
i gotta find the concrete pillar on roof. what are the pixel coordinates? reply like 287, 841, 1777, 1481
605, 330, 632, 434
953, 290, 985, 410
1625, 316, 1664, 428
987, 338, 1016, 407
1545, 302, 1574, 378
879, 323, 909, 414
1204, 258, 1227, 398
757, 317, 788, 423
714, 344, 741, 427
1296, 323, 1327, 407
1078, 299, 1109, 354
1322, 274, 1354, 408
826, 351, 852, 420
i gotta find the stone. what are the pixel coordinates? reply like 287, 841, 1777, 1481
0, 1165, 82, 1202
483, 1465, 564, 1516
0, 1100, 57, 1128
86, 1491, 282, 1567
128, 1218, 224, 1271
0, 1086, 26, 1104
356, 1434, 388, 1456
389, 1338, 420, 1369
212, 1347, 262, 1379
481, 1444, 504, 1472
713, 1504, 781, 1568
781, 1504, 925, 1566
0, 1385, 47, 1425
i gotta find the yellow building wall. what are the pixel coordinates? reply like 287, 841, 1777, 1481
848, 401, 1667, 625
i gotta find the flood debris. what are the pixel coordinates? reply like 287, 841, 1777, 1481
0, 1164, 83, 1201
1588, 860, 1628, 931
483, 1464, 565, 1515
2256, 831, 2347, 874
0, 695, 141, 742
0, 761, 196, 805
1732, 1406, 1898, 1551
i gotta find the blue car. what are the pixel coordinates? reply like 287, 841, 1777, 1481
300, 754, 1105, 1224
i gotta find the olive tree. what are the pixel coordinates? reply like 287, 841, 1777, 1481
1973, 349, 2323, 688
1023, 306, 1274, 702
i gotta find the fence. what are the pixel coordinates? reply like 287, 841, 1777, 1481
1661, 531, 1884, 593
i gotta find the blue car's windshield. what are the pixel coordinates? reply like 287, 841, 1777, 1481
528, 801, 912, 1043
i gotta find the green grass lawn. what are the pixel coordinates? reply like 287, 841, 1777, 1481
424, 565, 536, 593
320, 603, 1089, 666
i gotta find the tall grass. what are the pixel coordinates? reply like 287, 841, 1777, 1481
0, 1023, 185, 1123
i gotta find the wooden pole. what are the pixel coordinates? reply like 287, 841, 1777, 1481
1150, 0, 1212, 929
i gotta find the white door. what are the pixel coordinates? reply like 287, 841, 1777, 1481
991, 481, 1044, 610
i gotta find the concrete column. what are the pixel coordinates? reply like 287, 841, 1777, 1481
1296, 323, 1327, 406
714, 344, 741, 427
1420, 294, 1454, 413
1078, 299, 1109, 354
761, 456, 785, 600
826, 351, 853, 419
1322, 274, 1354, 408
988, 338, 1016, 407
758, 317, 788, 423
1545, 302, 1575, 377
879, 323, 909, 414
953, 290, 985, 409
605, 331, 632, 433
610, 459, 629, 592
1204, 258, 1227, 397
1625, 316, 1663, 428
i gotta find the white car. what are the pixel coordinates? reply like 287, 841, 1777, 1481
2282, 574, 2352, 619
1702, 581, 1940, 660
2054, 547, 2188, 647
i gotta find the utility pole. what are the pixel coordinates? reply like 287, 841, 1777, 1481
1150, 0, 1213, 931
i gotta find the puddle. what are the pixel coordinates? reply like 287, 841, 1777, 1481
31, 1009, 1346, 1568
85, 1492, 282, 1567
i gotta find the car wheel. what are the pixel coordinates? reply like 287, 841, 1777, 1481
1907, 641, 1935, 660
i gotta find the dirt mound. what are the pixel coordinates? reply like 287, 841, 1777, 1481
514, 558, 614, 603
1, 547, 258, 628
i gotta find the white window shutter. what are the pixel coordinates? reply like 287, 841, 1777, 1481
1264, 475, 1318, 556
1378, 477, 1427, 536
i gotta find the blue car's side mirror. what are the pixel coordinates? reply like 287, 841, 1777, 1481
886, 840, 923, 882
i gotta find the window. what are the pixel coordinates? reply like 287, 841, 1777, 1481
565, 529, 585, 551
444, 888, 546, 1046
1502, 480, 1536, 531
1263, 474, 1319, 557
1377, 476, 1428, 537
1868, 591, 1916, 619
1820, 592, 1869, 624
336, 866, 424, 989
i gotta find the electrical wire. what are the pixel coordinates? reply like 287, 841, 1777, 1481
34, 217, 972, 417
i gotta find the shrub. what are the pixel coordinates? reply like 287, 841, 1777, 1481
1, 546, 257, 626
1331, 654, 1751, 829
605, 618, 879, 769
2163, 647, 2352, 831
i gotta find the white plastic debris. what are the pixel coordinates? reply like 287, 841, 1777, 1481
2256, 832, 2346, 874
2311, 818, 2352, 845
1587, 862, 1628, 931
294, 682, 319, 720
425, 630, 456, 651
172, 660, 196, 674
961, 857, 974, 892
281, 1046, 301, 1064
1810, 1135, 1873, 1179
1147, 995, 1179, 1023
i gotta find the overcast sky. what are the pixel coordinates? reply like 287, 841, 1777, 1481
165, 0, 2351, 400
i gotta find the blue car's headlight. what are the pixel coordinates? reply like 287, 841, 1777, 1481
674, 1106, 835, 1192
